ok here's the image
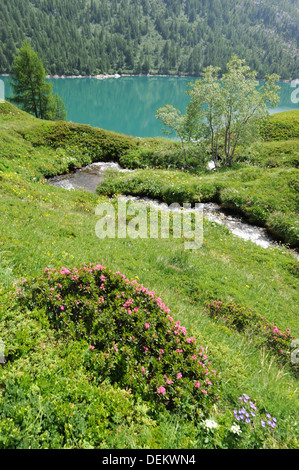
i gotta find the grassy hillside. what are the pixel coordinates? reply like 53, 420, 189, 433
0, 102, 298, 449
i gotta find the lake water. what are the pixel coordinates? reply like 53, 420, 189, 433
1, 75, 298, 137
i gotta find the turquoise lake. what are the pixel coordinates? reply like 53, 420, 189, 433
1, 75, 298, 137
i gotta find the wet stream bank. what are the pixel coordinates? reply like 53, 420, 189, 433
47, 162, 299, 259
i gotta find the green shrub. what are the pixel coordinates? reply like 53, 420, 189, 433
120, 151, 145, 169
120, 145, 209, 171
16, 263, 220, 418
261, 111, 299, 141
206, 300, 298, 376
0, 369, 155, 449
22, 121, 137, 161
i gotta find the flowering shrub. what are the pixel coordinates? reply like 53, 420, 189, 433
16, 263, 219, 418
206, 300, 298, 376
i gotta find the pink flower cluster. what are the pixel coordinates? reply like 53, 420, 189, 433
121, 297, 135, 315
20, 263, 219, 408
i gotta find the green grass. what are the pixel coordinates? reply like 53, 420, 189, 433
237, 139, 299, 168
0, 103, 298, 449
0, 101, 137, 181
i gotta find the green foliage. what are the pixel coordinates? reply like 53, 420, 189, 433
23, 121, 137, 161
238, 139, 299, 168
15, 263, 220, 419
120, 145, 208, 171
0, 375, 154, 449
120, 150, 155, 169
48, 94, 67, 122
261, 111, 299, 141
0, 0, 298, 78
206, 300, 298, 376
0, 296, 157, 449
9, 41, 66, 121
163, 57, 281, 168
155, 105, 192, 166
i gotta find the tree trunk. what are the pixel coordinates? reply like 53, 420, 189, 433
215, 134, 219, 167
181, 139, 189, 168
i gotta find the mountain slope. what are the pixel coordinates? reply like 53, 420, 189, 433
0, 0, 298, 78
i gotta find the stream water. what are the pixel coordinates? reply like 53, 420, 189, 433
48, 162, 298, 258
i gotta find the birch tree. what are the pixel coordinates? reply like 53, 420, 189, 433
187, 56, 281, 167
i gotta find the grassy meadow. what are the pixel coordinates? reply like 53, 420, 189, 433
0, 102, 298, 449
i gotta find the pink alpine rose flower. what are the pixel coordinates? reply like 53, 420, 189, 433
60, 267, 71, 275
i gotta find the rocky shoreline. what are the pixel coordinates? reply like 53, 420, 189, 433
45, 73, 122, 80
44, 73, 191, 80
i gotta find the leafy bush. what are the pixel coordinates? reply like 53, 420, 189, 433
206, 300, 298, 376
0, 371, 153, 449
120, 151, 146, 169
22, 121, 137, 161
120, 142, 209, 171
260, 111, 299, 141
15, 263, 219, 418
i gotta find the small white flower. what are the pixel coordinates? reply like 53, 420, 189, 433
230, 424, 242, 435
204, 419, 219, 429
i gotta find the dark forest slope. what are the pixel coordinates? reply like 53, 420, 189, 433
0, 0, 298, 78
